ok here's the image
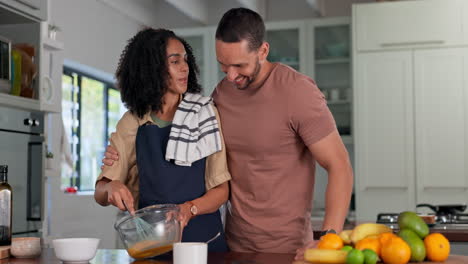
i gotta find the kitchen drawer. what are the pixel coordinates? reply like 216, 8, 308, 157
353, 0, 463, 51
0, 0, 48, 21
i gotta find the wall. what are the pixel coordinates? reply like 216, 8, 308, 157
49, 0, 142, 75
45, 0, 143, 249
44, 112, 122, 249
44, 168, 120, 248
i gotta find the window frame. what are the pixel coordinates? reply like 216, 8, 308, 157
63, 66, 119, 191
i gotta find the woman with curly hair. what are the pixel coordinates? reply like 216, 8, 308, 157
94, 28, 230, 252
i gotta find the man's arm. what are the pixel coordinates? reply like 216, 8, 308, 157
308, 130, 353, 233
101, 145, 119, 168
295, 130, 353, 260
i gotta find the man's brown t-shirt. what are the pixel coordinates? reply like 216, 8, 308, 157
212, 63, 336, 253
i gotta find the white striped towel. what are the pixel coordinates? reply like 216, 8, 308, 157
165, 92, 222, 166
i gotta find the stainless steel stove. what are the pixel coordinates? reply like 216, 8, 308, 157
378, 212, 468, 224
377, 213, 468, 228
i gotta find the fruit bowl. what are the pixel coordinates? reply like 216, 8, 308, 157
114, 204, 182, 259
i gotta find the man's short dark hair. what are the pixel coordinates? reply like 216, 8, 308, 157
215, 8, 265, 51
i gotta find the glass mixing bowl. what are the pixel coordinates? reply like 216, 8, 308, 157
114, 204, 182, 259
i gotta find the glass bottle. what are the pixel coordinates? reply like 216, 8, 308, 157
0, 165, 12, 246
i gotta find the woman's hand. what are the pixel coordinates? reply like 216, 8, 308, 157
177, 202, 193, 228
101, 145, 119, 169
294, 240, 318, 260
103, 180, 135, 214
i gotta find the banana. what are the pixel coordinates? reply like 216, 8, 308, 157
350, 223, 392, 244
338, 230, 352, 244
304, 249, 348, 264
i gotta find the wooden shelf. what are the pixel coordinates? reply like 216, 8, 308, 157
328, 100, 350, 105
279, 61, 299, 66
43, 38, 64, 51
319, 82, 350, 89
315, 57, 350, 65
0, 93, 40, 111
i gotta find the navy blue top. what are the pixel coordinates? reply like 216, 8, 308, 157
135, 124, 227, 252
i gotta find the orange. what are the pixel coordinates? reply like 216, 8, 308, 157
378, 232, 397, 246
355, 236, 381, 256
317, 233, 344, 250
424, 233, 450, 262
380, 237, 411, 264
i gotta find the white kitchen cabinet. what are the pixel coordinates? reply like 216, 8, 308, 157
266, 20, 307, 73
0, 20, 41, 111
0, 0, 48, 21
353, 0, 463, 52
414, 47, 468, 205
39, 22, 64, 113
354, 51, 416, 221
463, 2, 468, 45
0, 7, 63, 112
309, 17, 352, 142
353, 0, 468, 221
174, 26, 218, 96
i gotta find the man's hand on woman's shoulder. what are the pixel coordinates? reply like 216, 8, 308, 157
101, 145, 119, 169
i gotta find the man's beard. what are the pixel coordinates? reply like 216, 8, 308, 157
237, 59, 261, 90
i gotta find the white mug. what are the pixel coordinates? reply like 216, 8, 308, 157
173, 242, 207, 264
330, 88, 340, 101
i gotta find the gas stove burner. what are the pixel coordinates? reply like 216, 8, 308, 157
438, 213, 468, 224
376, 212, 468, 225
376, 213, 399, 224
417, 203, 467, 217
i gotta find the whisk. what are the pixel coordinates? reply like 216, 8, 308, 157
123, 201, 156, 240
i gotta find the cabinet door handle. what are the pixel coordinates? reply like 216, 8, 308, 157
15, 0, 40, 10
381, 40, 445, 47
41, 76, 55, 103
423, 186, 468, 190
363, 186, 408, 191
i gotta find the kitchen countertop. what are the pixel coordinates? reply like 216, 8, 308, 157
1, 249, 467, 264
312, 220, 468, 242
0, 249, 296, 264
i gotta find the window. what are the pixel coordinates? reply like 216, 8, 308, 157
62, 68, 126, 191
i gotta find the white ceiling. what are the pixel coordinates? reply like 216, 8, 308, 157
98, 0, 330, 28
96, 0, 372, 29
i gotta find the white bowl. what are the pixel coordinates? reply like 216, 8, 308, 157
52, 238, 100, 263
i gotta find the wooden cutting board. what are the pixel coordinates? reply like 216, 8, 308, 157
0, 246, 9, 259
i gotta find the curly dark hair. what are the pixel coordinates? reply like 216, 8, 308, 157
116, 28, 202, 119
